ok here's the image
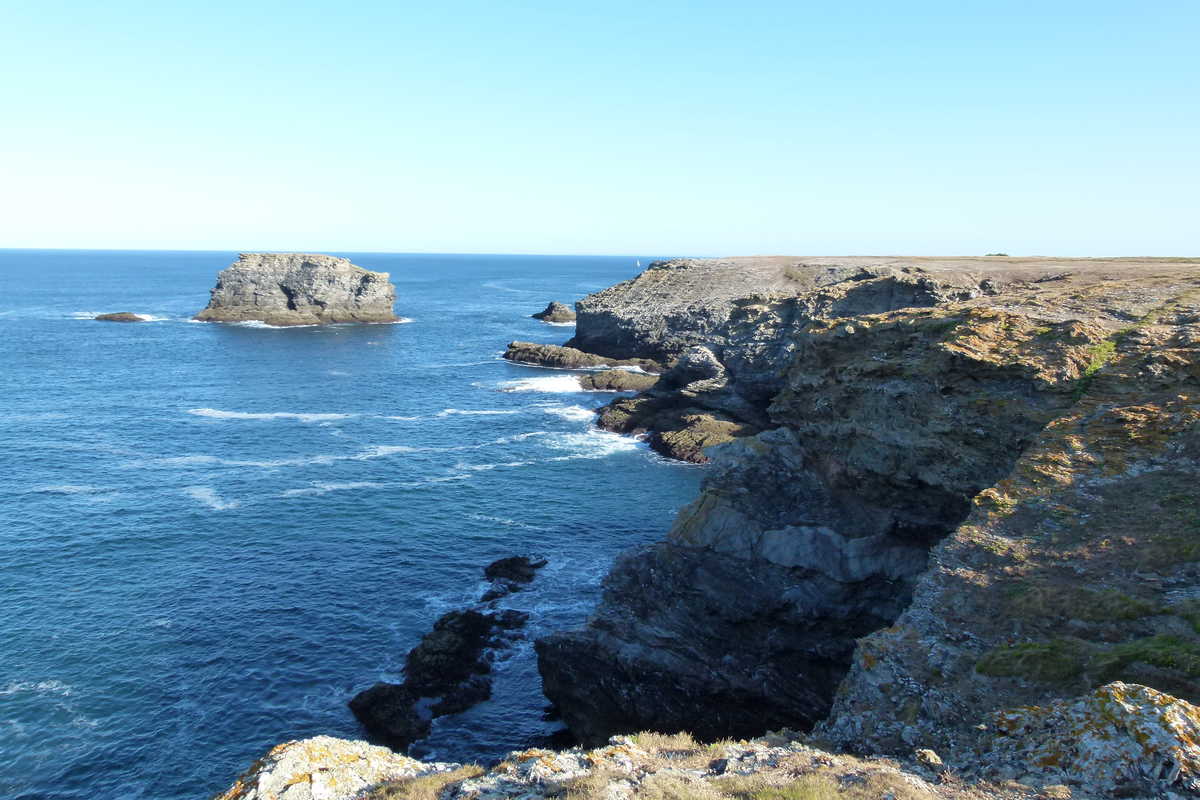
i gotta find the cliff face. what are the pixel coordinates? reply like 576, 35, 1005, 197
194, 253, 398, 325
536, 256, 1200, 789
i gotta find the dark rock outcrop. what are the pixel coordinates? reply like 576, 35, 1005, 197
480, 555, 548, 602
537, 255, 1200, 771
503, 341, 662, 373
531, 302, 576, 323
195, 253, 398, 326
94, 312, 144, 322
577, 370, 659, 392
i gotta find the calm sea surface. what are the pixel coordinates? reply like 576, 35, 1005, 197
0, 250, 702, 800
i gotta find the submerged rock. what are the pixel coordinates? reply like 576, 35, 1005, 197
531, 301, 576, 323
481, 555, 548, 601
94, 312, 144, 322
194, 253, 398, 326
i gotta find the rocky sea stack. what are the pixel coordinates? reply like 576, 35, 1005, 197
194, 253, 398, 326
531, 301, 576, 323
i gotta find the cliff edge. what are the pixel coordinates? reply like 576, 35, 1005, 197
194, 253, 398, 326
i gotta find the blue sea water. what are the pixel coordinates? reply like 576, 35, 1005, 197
0, 251, 702, 800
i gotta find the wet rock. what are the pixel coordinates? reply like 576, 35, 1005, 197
532, 301, 576, 323
481, 556, 547, 601
484, 556, 548, 584
503, 341, 662, 373
94, 312, 144, 322
348, 684, 430, 750
578, 369, 659, 392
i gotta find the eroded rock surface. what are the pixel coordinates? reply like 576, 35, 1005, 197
503, 341, 662, 373
194, 253, 398, 326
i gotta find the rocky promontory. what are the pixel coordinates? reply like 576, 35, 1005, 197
532, 255, 1200, 793
218, 255, 1200, 799
194, 253, 398, 325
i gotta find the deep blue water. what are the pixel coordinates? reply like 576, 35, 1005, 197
0, 251, 702, 800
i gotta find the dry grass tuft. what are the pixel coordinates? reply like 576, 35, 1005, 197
364, 764, 484, 800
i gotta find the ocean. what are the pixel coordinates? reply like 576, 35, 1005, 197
0, 250, 702, 800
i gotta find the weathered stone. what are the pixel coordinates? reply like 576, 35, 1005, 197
483, 555, 548, 584
194, 253, 398, 325
531, 301, 577, 323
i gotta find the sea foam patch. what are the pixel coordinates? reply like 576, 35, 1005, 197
545, 429, 641, 460
435, 408, 520, 417
181, 486, 240, 510
542, 404, 596, 422
496, 375, 584, 393
187, 408, 353, 423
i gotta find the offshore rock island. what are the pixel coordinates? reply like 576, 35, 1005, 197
194, 253, 399, 325
220, 255, 1200, 799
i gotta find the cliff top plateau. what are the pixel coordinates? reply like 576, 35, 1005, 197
194, 253, 398, 326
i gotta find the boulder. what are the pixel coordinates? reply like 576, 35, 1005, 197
531, 301, 576, 323
194, 253, 398, 325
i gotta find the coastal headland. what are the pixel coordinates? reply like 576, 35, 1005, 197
219, 255, 1200, 799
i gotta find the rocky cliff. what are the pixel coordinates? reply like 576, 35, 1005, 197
534, 255, 1200, 793
194, 253, 398, 325
216, 255, 1200, 798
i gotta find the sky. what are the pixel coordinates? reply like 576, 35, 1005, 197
0, 0, 1196, 255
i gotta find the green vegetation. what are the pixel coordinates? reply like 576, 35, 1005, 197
1072, 338, 1118, 400
365, 765, 484, 800
976, 634, 1200, 684
1005, 584, 1158, 623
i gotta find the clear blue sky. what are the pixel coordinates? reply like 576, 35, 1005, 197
1, 0, 1196, 255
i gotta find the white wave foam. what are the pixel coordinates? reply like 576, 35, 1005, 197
33, 484, 107, 495
327, 370, 350, 377
394, 317, 414, 324
384, 415, 423, 421
281, 480, 388, 497
545, 429, 640, 460
497, 375, 583, 393
188, 408, 352, 423
353, 445, 421, 459
0, 680, 73, 697
182, 486, 240, 510
609, 364, 650, 374
157, 455, 222, 466
542, 404, 596, 422
543, 320, 576, 327
469, 513, 549, 531
435, 408, 520, 417
459, 460, 535, 472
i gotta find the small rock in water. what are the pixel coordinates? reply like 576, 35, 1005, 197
94, 312, 144, 322
531, 301, 576, 323
481, 555, 547, 600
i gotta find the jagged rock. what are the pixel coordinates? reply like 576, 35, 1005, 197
578, 369, 659, 392
218, 733, 984, 800
503, 341, 662, 373
531, 301, 576, 323
194, 253, 398, 326
94, 312, 144, 322
484, 555, 548, 583
595, 396, 756, 463
212, 736, 436, 800
983, 683, 1200, 796
539, 255, 1200, 754
350, 609, 529, 750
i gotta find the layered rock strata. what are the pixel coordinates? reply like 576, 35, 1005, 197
535, 256, 1200, 778
194, 253, 398, 325
503, 341, 661, 373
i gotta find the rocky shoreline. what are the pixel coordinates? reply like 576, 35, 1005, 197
218, 255, 1200, 799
